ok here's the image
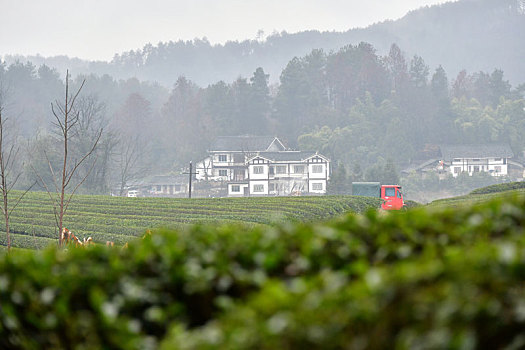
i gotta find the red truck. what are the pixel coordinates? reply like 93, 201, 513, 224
352, 182, 405, 210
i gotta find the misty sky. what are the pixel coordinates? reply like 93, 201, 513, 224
1, 0, 452, 61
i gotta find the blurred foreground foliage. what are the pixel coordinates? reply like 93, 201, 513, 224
1, 193, 525, 349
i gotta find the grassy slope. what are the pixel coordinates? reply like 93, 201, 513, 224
1, 192, 381, 250
429, 182, 525, 208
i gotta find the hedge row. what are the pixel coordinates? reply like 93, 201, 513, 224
470, 181, 525, 195
1, 193, 525, 348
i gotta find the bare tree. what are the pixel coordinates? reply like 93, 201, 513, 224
73, 95, 117, 194
115, 135, 147, 196
0, 81, 33, 251
32, 71, 102, 246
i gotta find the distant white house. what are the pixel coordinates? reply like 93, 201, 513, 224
440, 144, 514, 177
121, 175, 189, 197
402, 143, 518, 178
196, 136, 330, 196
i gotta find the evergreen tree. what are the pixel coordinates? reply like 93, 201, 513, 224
382, 159, 400, 185
248, 67, 270, 134
409, 55, 429, 89
488, 69, 512, 107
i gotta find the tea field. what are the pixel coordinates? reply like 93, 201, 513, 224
429, 181, 525, 208
0, 192, 381, 249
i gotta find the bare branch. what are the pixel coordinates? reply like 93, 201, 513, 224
5, 144, 19, 172
43, 150, 61, 194
51, 103, 66, 132
63, 157, 97, 215
9, 181, 37, 216
6, 172, 22, 194
64, 128, 102, 188
29, 163, 59, 228
69, 79, 86, 110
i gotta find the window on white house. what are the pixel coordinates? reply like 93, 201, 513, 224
156, 185, 162, 191
454, 167, 461, 174
474, 166, 480, 172
494, 158, 502, 162
253, 166, 264, 174
253, 184, 264, 192
294, 165, 305, 173
269, 167, 275, 175
218, 154, 227, 162
312, 183, 323, 191
231, 185, 240, 192
219, 169, 228, 176
269, 183, 275, 191
312, 165, 323, 173
453, 158, 461, 162
276, 166, 287, 174
495, 166, 502, 173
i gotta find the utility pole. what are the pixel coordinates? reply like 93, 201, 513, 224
183, 161, 198, 198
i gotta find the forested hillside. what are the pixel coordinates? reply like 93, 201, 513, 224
1, 38, 524, 196
3, 0, 525, 86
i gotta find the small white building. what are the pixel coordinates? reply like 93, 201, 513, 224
440, 144, 514, 177
123, 175, 189, 197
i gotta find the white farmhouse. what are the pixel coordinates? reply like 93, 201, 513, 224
195, 136, 287, 182
440, 144, 514, 177
196, 136, 330, 196
240, 151, 330, 197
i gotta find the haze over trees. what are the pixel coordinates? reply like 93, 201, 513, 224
3, 0, 524, 86
1, 38, 524, 199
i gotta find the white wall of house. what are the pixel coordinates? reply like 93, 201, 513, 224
309, 180, 326, 194
449, 157, 508, 177
249, 163, 268, 180
228, 183, 249, 197
215, 168, 230, 181
250, 181, 268, 195
308, 163, 328, 179
214, 153, 230, 164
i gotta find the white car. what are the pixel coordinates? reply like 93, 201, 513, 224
127, 190, 139, 198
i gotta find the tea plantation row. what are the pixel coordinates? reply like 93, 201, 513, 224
1, 193, 524, 349
1, 192, 381, 249
430, 184, 525, 208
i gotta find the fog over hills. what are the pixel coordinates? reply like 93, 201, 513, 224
2, 0, 524, 86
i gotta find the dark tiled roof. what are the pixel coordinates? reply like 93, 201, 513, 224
145, 175, 187, 185
211, 136, 286, 152
252, 151, 324, 162
401, 159, 440, 173
439, 144, 514, 161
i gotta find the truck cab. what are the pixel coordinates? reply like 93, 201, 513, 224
381, 185, 404, 210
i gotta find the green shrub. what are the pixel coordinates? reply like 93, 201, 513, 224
0, 194, 524, 348
470, 181, 525, 195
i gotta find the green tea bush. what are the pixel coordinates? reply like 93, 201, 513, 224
470, 181, 525, 195
1, 194, 525, 349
